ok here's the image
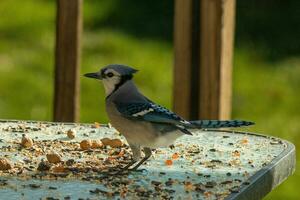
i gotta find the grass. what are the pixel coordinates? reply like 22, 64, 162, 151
233, 49, 300, 200
0, 1, 299, 199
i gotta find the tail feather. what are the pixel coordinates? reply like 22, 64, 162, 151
189, 120, 254, 129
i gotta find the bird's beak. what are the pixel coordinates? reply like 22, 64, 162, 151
84, 72, 102, 80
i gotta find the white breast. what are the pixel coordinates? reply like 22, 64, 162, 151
106, 102, 183, 148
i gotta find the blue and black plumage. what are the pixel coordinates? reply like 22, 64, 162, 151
190, 120, 254, 128
115, 101, 254, 132
115, 102, 189, 125
115, 101, 193, 135
84, 64, 255, 171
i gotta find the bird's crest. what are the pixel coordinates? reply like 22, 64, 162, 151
102, 64, 138, 76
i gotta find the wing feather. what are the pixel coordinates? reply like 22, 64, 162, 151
115, 102, 190, 126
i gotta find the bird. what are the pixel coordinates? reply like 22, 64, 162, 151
84, 64, 254, 171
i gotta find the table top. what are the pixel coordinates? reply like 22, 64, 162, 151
0, 120, 295, 200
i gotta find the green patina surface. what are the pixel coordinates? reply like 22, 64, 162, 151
0, 120, 291, 200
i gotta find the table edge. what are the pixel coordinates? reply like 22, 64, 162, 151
225, 137, 296, 200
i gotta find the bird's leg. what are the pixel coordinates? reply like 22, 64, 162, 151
130, 147, 152, 171
118, 144, 141, 172
120, 160, 136, 171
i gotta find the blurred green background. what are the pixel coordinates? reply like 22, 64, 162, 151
0, 0, 299, 199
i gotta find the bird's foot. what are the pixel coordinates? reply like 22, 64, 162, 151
111, 160, 136, 175
113, 162, 148, 175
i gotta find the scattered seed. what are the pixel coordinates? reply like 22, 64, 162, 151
37, 160, 51, 171
66, 159, 75, 166
232, 150, 240, 157
107, 139, 122, 148
221, 180, 233, 184
29, 184, 41, 189
171, 153, 179, 160
0, 158, 12, 170
21, 134, 33, 148
229, 186, 240, 193
165, 159, 173, 166
66, 129, 76, 139
46, 152, 62, 164
205, 181, 217, 188
91, 140, 103, 149
52, 165, 67, 173
151, 180, 161, 186
92, 122, 101, 128
80, 139, 92, 150
101, 138, 111, 146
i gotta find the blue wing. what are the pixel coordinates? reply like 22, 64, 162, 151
115, 101, 191, 126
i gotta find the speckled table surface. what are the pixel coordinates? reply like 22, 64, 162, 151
0, 120, 295, 200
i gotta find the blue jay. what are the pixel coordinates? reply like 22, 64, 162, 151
84, 64, 254, 171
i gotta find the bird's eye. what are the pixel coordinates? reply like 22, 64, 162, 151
106, 72, 114, 77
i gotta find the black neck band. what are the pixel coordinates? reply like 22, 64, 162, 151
106, 74, 133, 99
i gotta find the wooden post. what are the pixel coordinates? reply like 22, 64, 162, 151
173, 0, 235, 120
173, 0, 195, 120
199, 0, 235, 120
54, 0, 82, 122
